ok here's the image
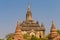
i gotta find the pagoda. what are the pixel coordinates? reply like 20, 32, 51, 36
48, 21, 60, 40
19, 4, 45, 38
12, 22, 24, 40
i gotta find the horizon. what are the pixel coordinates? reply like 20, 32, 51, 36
0, 0, 60, 38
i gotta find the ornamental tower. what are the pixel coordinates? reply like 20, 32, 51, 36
26, 4, 33, 21
50, 21, 58, 37
48, 21, 59, 40
12, 22, 24, 40
18, 4, 45, 38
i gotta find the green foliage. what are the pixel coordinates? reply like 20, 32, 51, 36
6, 33, 14, 40
57, 30, 60, 34
39, 38, 48, 40
6, 33, 48, 40
23, 33, 48, 40
23, 33, 31, 40
23, 33, 29, 39
30, 36, 48, 40
30, 36, 39, 40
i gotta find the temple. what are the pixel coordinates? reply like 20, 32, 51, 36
13, 4, 60, 40
19, 4, 45, 38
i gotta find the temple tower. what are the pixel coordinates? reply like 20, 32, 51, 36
50, 21, 58, 37
26, 4, 33, 21
48, 21, 59, 40
12, 22, 24, 40
19, 4, 45, 38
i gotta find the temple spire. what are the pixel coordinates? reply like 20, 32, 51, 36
49, 21, 58, 38
12, 22, 24, 40
28, 3, 30, 11
50, 21, 57, 32
41, 22, 45, 31
26, 4, 33, 21
15, 22, 21, 34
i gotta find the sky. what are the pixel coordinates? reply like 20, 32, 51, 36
0, 0, 60, 38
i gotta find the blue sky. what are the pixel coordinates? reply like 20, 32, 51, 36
0, 0, 60, 38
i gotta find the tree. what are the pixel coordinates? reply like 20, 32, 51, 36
57, 30, 60, 34
30, 36, 39, 40
23, 33, 30, 40
5, 33, 14, 40
30, 36, 48, 40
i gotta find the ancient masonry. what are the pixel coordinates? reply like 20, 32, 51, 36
12, 4, 60, 40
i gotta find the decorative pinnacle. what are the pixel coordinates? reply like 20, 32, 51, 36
51, 20, 56, 29
28, 3, 30, 11
28, 3, 30, 8
50, 20, 57, 32
52, 20, 54, 25
41, 22, 44, 27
